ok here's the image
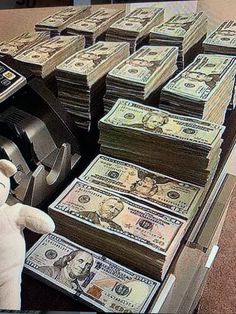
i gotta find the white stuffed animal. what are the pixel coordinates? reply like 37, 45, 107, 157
0, 159, 55, 310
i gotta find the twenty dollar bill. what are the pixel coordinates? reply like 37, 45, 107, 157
79, 155, 203, 219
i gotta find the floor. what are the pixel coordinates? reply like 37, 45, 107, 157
198, 185, 236, 313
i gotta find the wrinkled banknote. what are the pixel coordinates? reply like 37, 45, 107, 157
50, 179, 186, 253
151, 12, 206, 38
100, 98, 225, 146
15, 36, 79, 65
79, 155, 203, 218
162, 54, 236, 101
25, 233, 160, 313
0, 32, 49, 57
203, 20, 236, 48
109, 7, 164, 33
35, 6, 90, 28
108, 46, 178, 85
56, 41, 129, 77
67, 8, 124, 34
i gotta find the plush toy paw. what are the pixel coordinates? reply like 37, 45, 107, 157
0, 159, 55, 310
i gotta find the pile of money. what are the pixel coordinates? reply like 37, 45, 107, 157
79, 154, 204, 219
203, 21, 236, 109
150, 12, 207, 71
99, 99, 225, 186
104, 46, 178, 112
66, 8, 125, 47
15, 35, 84, 78
35, 6, 91, 36
160, 54, 236, 125
49, 179, 187, 280
106, 7, 164, 53
0, 32, 49, 57
203, 21, 236, 55
56, 41, 129, 131
25, 233, 160, 313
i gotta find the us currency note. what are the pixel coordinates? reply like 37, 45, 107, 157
25, 233, 160, 313
203, 20, 236, 48
15, 36, 79, 65
108, 46, 178, 85
50, 179, 186, 254
0, 32, 49, 57
35, 6, 90, 28
67, 8, 124, 34
79, 155, 203, 219
56, 41, 129, 77
100, 98, 225, 147
162, 54, 236, 101
109, 7, 164, 33
151, 12, 206, 38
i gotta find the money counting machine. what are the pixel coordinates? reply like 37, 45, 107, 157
0, 55, 81, 207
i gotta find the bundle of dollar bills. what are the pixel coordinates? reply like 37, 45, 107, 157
79, 154, 203, 219
104, 46, 178, 112
203, 21, 236, 109
25, 233, 160, 313
49, 179, 187, 280
99, 99, 225, 187
66, 8, 125, 47
35, 6, 91, 36
15, 35, 84, 79
56, 41, 129, 131
160, 54, 236, 124
0, 32, 49, 57
150, 12, 207, 71
106, 7, 164, 53
203, 21, 236, 55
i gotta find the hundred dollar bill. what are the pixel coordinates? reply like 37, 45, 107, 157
162, 54, 236, 102
79, 155, 203, 219
108, 7, 164, 34
56, 41, 130, 84
203, 20, 236, 48
15, 35, 80, 66
35, 6, 91, 31
50, 179, 186, 254
151, 12, 206, 39
100, 98, 225, 147
25, 233, 160, 313
108, 46, 178, 85
67, 8, 124, 37
0, 32, 49, 57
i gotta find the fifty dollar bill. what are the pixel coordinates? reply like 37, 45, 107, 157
50, 179, 186, 254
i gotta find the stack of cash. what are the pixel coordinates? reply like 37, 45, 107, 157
56, 41, 129, 131
15, 35, 84, 79
49, 179, 187, 280
106, 7, 164, 53
25, 233, 160, 313
79, 154, 204, 219
203, 21, 236, 109
150, 12, 207, 71
203, 21, 236, 55
160, 54, 236, 125
0, 32, 49, 57
99, 99, 225, 186
66, 8, 125, 47
35, 6, 91, 36
104, 46, 178, 112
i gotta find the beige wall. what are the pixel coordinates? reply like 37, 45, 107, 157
0, 1, 235, 42
0, 4, 126, 41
